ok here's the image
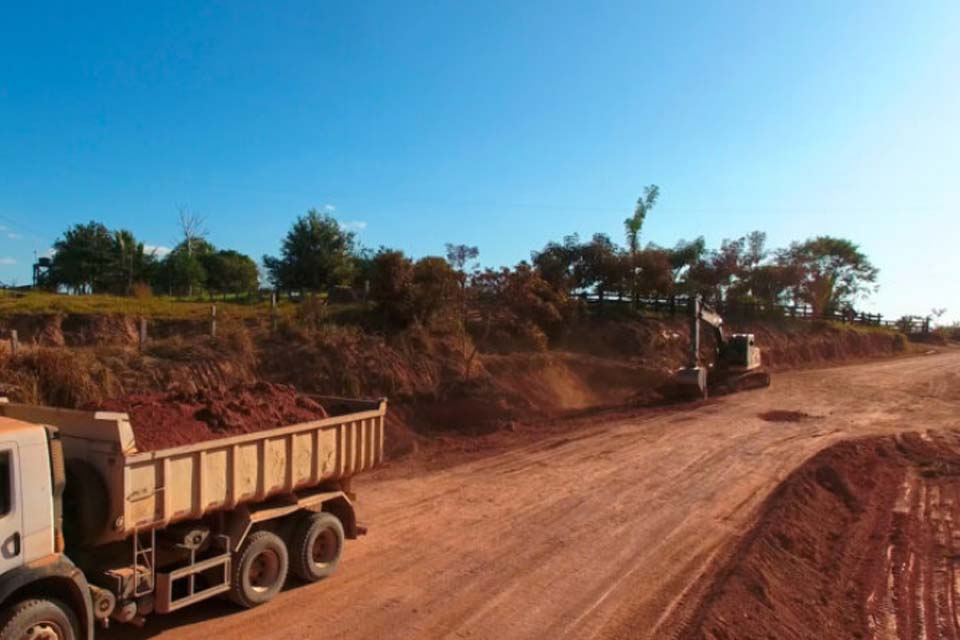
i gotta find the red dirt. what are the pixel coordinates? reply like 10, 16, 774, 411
88, 382, 330, 451
680, 430, 960, 640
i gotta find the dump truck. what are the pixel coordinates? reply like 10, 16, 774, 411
0, 395, 386, 640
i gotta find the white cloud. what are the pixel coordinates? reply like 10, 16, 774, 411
46, 248, 56, 257
0, 257, 16, 266
6, 233, 22, 240
341, 220, 367, 231
324, 204, 336, 212
144, 244, 172, 257
0, 226, 7, 231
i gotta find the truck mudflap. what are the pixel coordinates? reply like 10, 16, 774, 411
0, 554, 95, 640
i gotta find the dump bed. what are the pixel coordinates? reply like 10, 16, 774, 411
0, 396, 386, 546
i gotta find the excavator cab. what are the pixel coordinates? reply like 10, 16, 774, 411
720, 333, 762, 371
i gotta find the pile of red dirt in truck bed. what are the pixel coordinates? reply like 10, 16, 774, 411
88, 382, 330, 451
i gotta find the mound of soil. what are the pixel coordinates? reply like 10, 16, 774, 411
680, 430, 960, 640
89, 382, 330, 451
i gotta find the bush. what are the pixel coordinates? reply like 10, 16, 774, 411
370, 250, 415, 328
130, 281, 153, 300
370, 251, 462, 331
0, 348, 116, 407
470, 263, 572, 350
892, 333, 909, 352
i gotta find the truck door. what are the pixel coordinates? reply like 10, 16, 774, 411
0, 443, 23, 574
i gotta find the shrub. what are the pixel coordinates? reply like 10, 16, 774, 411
130, 281, 153, 300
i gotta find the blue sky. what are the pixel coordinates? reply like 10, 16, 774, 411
1, 1, 957, 321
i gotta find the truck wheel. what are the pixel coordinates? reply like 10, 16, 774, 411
290, 512, 345, 582
229, 530, 289, 608
0, 598, 79, 640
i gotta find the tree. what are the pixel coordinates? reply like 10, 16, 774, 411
350, 247, 377, 294
740, 264, 801, 306
176, 208, 209, 296
160, 249, 207, 297
778, 236, 878, 315
264, 211, 356, 293
744, 231, 768, 269
667, 237, 707, 293
153, 238, 215, 296
445, 244, 481, 376
49, 222, 116, 293
444, 244, 479, 274
369, 251, 462, 329
578, 233, 625, 301
531, 234, 583, 292
201, 250, 259, 296
370, 249, 415, 328
109, 229, 157, 295
624, 185, 660, 303
633, 247, 674, 297
411, 257, 462, 327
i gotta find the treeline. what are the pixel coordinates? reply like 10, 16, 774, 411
39, 188, 880, 342
40, 217, 258, 297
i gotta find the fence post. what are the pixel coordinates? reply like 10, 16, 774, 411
9, 330, 18, 356
270, 292, 278, 333
138, 317, 147, 351
210, 304, 217, 338
670, 296, 676, 316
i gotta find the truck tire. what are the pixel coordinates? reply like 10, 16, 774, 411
290, 511, 345, 582
0, 598, 79, 640
228, 530, 289, 608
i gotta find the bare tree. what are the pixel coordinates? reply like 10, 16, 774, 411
177, 207, 208, 296
178, 207, 208, 257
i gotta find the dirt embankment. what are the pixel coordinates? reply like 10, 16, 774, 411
0, 313, 919, 455
679, 430, 960, 640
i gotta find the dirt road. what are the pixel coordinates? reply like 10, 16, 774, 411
109, 349, 960, 640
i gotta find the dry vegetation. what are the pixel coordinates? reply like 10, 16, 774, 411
0, 306, 923, 461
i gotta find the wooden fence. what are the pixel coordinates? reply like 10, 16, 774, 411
579, 294, 931, 334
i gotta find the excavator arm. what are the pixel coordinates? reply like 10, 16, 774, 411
686, 295, 726, 368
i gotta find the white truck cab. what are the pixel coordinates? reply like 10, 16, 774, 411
0, 418, 57, 570
0, 418, 94, 640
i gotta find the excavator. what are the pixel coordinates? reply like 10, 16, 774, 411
673, 295, 771, 399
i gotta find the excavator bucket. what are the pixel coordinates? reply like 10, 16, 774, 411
673, 366, 708, 400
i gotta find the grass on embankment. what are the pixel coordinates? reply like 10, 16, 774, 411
0, 290, 367, 322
